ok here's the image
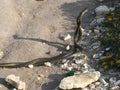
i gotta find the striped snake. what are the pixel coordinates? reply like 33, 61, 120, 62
0, 8, 88, 68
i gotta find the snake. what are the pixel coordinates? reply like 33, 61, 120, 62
0, 8, 88, 68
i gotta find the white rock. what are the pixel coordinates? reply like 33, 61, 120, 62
95, 5, 110, 15
59, 71, 100, 89
89, 84, 95, 89
111, 86, 120, 90
100, 78, 108, 86
66, 66, 73, 71
115, 80, 120, 86
5, 74, 26, 90
94, 29, 100, 34
93, 54, 99, 59
105, 47, 111, 51
66, 45, 70, 50
28, 64, 34, 68
96, 17, 105, 25
0, 51, 4, 59
44, 62, 52, 67
64, 34, 71, 41
94, 82, 101, 86
109, 77, 116, 85
91, 42, 101, 49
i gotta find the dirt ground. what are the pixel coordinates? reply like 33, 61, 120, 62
0, 0, 98, 90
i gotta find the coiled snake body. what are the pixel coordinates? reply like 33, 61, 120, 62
0, 8, 88, 68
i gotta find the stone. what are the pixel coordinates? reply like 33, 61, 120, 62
59, 71, 100, 89
111, 86, 120, 90
74, 54, 87, 64
115, 80, 120, 86
60, 33, 71, 41
28, 64, 34, 68
89, 84, 95, 89
96, 17, 105, 26
94, 82, 101, 86
95, 5, 110, 15
5, 74, 26, 90
66, 45, 70, 50
0, 51, 4, 59
100, 78, 108, 86
44, 62, 52, 67
93, 54, 99, 59
64, 34, 71, 41
91, 42, 101, 49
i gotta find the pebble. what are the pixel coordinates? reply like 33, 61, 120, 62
93, 54, 99, 59
66, 66, 73, 71
38, 74, 45, 78
0, 51, 4, 59
100, 78, 108, 86
105, 47, 111, 51
89, 84, 95, 89
96, 17, 105, 26
44, 62, 52, 67
111, 86, 120, 90
94, 29, 101, 34
28, 64, 34, 68
94, 82, 101, 86
109, 77, 116, 85
63, 34, 71, 41
115, 80, 120, 86
66, 45, 70, 50
91, 42, 101, 49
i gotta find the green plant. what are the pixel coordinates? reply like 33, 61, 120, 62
100, 10, 120, 70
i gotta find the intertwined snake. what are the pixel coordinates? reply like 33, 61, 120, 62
0, 8, 88, 68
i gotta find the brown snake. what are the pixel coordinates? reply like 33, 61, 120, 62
0, 8, 88, 68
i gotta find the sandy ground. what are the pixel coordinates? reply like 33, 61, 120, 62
0, 0, 98, 90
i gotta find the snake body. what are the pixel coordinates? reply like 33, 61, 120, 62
0, 8, 88, 68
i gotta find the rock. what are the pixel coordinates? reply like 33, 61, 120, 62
105, 47, 111, 51
44, 62, 52, 67
66, 66, 73, 71
74, 54, 87, 64
93, 54, 99, 59
109, 77, 116, 85
28, 64, 34, 68
0, 51, 4, 59
60, 33, 71, 41
95, 5, 110, 15
96, 17, 105, 26
115, 80, 120, 86
100, 78, 108, 86
111, 86, 120, 90
94, 82, 101, 86
66, 45, 70, 50
94, 29, 100, 34
89, 84, 95, 89
91, 42, 101, 49
5, 74, 26, 90
64, 34, 71, 41
59, 71, 100, 89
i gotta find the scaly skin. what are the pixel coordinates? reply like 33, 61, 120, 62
0, 8, 88, 68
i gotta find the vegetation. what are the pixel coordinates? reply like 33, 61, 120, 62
100, 8, 120, 70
